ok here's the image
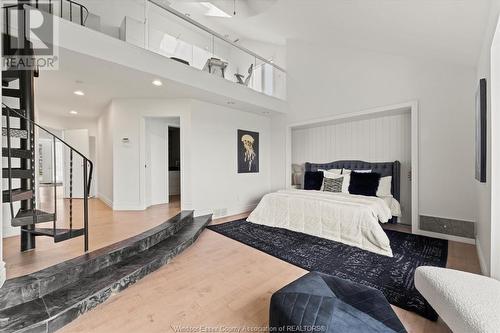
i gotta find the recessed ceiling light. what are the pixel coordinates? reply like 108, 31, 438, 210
152, 80, 163, 87
69, 110, 78, 115
73, 90, 85, 96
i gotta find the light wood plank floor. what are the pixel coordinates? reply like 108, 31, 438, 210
59, 213, 480, 333
3, 186, 181, 279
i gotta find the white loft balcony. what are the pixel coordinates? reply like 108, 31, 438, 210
5, 0, 287, 114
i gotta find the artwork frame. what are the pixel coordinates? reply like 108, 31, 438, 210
237, 129, 259, 173
475, 78, 487, 183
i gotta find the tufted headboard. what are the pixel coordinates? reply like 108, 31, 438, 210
304, 160, 401, 202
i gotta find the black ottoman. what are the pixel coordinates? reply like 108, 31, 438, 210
269, 272, 406, 333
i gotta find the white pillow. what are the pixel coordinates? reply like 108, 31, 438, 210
319, 169, 342, 179
343, 168, 372, 174
341, 174, 350, 193
327, 168, 343, 175
377, 176, 392, 197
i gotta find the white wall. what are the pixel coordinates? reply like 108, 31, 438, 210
270, 113, 288, 192
292, 112, 412, 224
97, 105, 113, 206
287, 40, 477, 223
491, 21, 500, 280
62, 129, 90, 199
107, 99, 191, 210
39, 112, 98, 137
98, 98, 272, 217
39, 112, 99, 199
190, 100, 271, 216
475, 0, 500, 277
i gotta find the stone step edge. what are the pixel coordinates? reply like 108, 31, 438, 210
7, 215, 212, 333
0, 210, 195, 311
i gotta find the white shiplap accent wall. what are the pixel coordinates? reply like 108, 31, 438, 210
292, 112, 412, 224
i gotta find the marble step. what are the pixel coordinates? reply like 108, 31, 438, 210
0, 214, 212, 333
0, 210, 194, 311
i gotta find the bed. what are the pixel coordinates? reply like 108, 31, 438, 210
247, 160, 401, 257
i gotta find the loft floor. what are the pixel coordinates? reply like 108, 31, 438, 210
59, 213, 480, 333
3, 186, 181, 279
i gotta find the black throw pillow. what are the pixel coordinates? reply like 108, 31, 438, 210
348, 172, 381, 197
303, 171, 324, 190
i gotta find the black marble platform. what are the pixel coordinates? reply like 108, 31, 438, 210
0, 211, 193, 311
0, 212, 212, 333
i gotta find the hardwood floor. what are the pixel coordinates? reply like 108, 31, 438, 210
59, 213, 480, 333
3, 186, 181, 279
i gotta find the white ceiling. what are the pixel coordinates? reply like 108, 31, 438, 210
183, 0, 492, 67
36, 49, 184, 118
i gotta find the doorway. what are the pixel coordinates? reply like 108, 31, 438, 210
144, 117, 181, 208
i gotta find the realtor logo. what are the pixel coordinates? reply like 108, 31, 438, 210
2, 1, 59, 70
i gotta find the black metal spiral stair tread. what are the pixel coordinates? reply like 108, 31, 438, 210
2, 70, 19, 79
23, 228, 85, 242
2, 107, 26, 118
2, 128, 28, 139
13, 210, 56, 227
1, 148, 31, 159
2, 168, 33, 179
2, 189, 33, 203
2, 88, 21, 98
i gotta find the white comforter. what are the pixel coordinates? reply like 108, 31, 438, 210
247, 190, 393, 257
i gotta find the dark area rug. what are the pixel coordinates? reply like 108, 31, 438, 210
208, 219, 448, 321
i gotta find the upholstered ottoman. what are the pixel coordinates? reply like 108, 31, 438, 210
415, 266, 500, 333
270, 272, 406, 333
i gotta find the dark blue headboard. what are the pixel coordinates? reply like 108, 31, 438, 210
304, 160, 401, 202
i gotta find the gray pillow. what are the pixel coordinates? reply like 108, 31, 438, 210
323, 177, 343, 193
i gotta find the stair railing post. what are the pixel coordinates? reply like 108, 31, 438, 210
83, 159, 88, 252
5, 108, 14, 217
5, 6, 10, 38
69, 149, 73, 233
53, 136, 57, 235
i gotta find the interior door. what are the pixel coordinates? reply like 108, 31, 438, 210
145, 119, 169, 207
62, 129, 90, 199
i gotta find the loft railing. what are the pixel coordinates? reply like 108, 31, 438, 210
146, 0, 286, 99
8, 0, 89, 26
148, 0, 286, 74
3, 103, 93, 251
60, 0, 89, 26
12, 0, 286, 99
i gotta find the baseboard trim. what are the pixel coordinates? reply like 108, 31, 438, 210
112, 203, 145, 211
97, 193, 113, 208
195, 204, 257, 219
414, 228, 476, 245
475, 237, 489, 276
0, 261, 5, 288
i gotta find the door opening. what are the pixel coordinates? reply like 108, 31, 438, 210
144, 117, 181, 209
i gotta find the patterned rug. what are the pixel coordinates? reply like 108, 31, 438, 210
208, 219, 448, 321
